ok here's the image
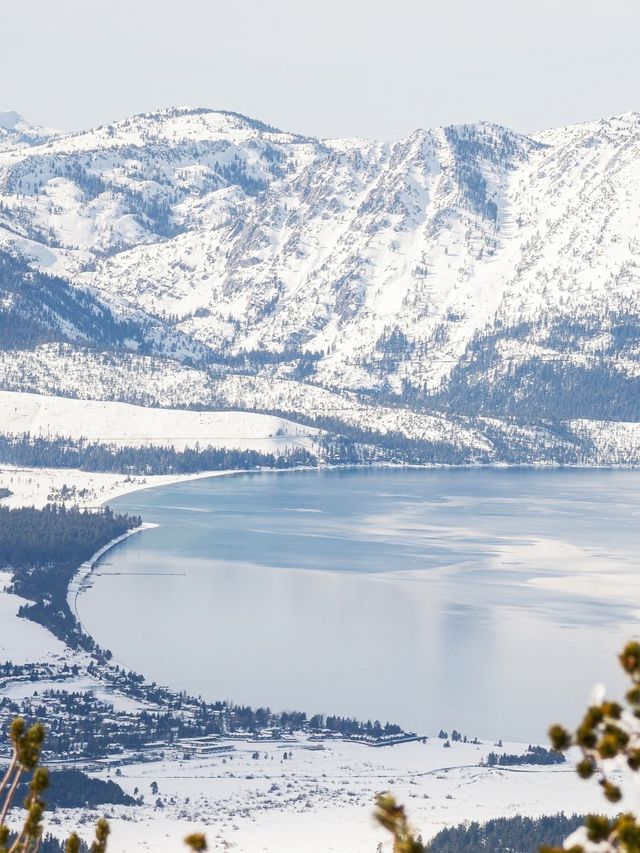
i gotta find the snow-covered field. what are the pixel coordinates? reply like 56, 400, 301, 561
0, 571, 72, 665
0, 390, 320, 452
10, 736, 620, 853
0, 463, 235, 510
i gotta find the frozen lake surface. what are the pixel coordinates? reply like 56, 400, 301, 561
78, 468, 640, 741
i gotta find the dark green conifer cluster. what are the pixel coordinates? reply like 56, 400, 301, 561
0, 434, 316, 476
426, 813, 585, 852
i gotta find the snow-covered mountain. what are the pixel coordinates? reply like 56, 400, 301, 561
1, 106, 640, 463
0, 111, 60, 152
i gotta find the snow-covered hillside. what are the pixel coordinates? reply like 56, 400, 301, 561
0, 390, 320, 452
0, 111, 60, 152
1, 106, 640, 462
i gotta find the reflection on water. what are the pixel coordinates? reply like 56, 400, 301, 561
78, 468, 640, 741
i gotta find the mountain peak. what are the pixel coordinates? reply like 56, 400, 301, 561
0, 110, 25, 130
151, 105, 285, 133
58, 105, 313, 152
0, 111, 61, 149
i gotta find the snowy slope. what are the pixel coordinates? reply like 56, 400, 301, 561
0, 390, 320, 452
0, 571, 70, 663
0, 249, 209, 363
0, 111, 60, 152
1, 107, 640, 461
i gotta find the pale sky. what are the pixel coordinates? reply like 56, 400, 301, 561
2, 0, 639, 139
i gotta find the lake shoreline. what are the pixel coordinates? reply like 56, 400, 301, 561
3, 458, 640, 513
66, 522, 160, 635
76, 466, 639, 742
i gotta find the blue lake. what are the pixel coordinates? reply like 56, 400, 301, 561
77, 468, 640, 741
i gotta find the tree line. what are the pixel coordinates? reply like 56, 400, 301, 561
482, 745, 565, 766
0, 433, 317, 475
426, 813, 584, 852
15, 769, 136, 809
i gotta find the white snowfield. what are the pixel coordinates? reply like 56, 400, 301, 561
2, 362, 639, 463
0, 571, 71, 664
6, 735, 620, 853
0, 348, 489, 448
0, 390, 320, 452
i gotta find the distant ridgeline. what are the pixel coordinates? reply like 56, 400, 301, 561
2, 112, 640, 465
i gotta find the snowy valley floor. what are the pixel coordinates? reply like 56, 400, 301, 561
0, 464, 624, 852
28, 738, 618, 853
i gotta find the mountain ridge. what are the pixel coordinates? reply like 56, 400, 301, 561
1, 106, 640, 464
